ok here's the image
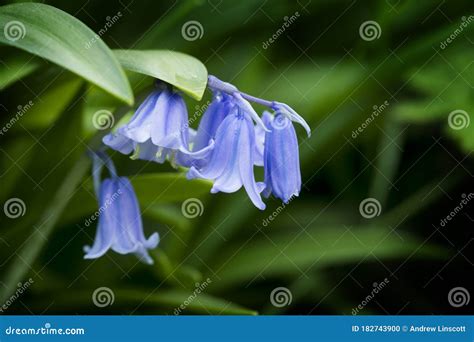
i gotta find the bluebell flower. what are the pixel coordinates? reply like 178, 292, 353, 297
175, 91, 235, 169
187, 107, 266, 210
193, 91, 234, 152
104, 84, 212, 164
84, 176, 159, 264
262, 111, 302, 203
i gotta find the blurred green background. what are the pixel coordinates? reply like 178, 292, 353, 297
0, 0, 473, 315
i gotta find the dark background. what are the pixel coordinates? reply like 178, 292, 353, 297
0, 0, 473, 315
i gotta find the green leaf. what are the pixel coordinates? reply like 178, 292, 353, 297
0, 53, 40, 90
212, 225, 443, 290
0, 3, 133, 104
114, 49, 208, 100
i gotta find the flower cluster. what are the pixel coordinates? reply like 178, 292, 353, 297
104, 75, 310, 210
85, 75, 310, 264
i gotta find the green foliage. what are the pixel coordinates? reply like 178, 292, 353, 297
0, 0, 471, 315
114, 50, 208, 100
0, 3, 133, 104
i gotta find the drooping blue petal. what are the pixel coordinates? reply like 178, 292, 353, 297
254, 111, 272, 166
263, 113, 301, 203
104, 85, 213, 167
193, 92, 234, 151
103, 128, 135, 155
238, 115, 266, 209
188, 110, 265, 210
150, 90, 189, 151
122, 90, 161, 143
84, 177, 159, 264
83, 178, 115, 259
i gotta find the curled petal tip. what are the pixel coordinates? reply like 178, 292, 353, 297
273, 102, 311, 137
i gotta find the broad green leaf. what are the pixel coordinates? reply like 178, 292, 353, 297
114, 49, 208, 100
0, 3, 133, 104
212, 225, 443, 289
0, 53, 40, 90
